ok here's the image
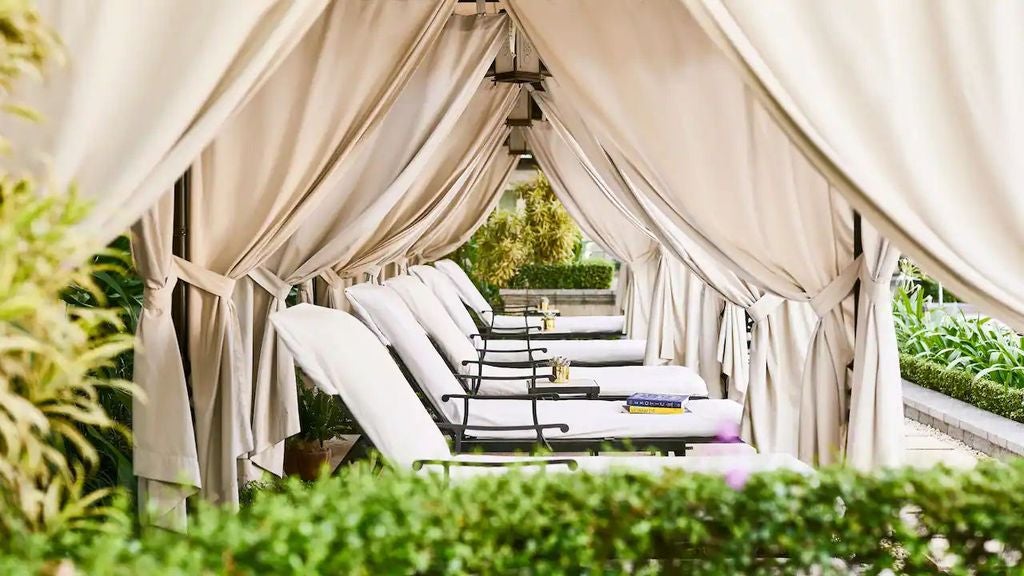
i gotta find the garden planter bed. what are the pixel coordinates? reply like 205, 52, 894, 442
500, 288, 618, 316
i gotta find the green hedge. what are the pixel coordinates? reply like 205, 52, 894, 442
5, 460, 1024, 574
508, 262, 615, 289
900, 352, 1024, 424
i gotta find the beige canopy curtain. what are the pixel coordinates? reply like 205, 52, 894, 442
508, 0, 899, 467
247, 13, 506, 478
408, 147, 517, 265
527, 121, 661, 340
287, 79, 519, 308
132, 0, 457, 515
533, 80, 801, 415
686, 0, 1024, 335
0, 0, 326, 251
235, 12, 499, 487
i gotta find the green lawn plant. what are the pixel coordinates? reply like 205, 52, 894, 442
894, 285, 1023, 389
0, 0, 134, 537
457, 172, 583, 288
0, 182, 135, 536
2, 458, 1023, 574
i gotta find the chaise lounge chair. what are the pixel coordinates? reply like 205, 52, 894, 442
380, 275, 705, 398
348, 278, 708, 399
433, 259, 627, 338
271, 303, 810, 477
342, 285, 743, 454
410, 264, 645, 364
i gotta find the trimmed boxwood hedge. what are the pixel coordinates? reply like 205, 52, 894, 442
900, 352, 1024, 424
5, 459, 1024, 574
507, 262, 615, 289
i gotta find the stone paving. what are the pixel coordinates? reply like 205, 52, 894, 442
903, 418, 986, 469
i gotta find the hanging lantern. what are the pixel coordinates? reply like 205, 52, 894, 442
506, 126, 531, 155
506, 91, 537, 127
492, 21, 546, 84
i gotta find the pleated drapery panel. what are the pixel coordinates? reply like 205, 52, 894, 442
235, 17, 506, 484
1, 0, 327, 250
129, 192, 199, 531
409, 150, 517, 265
527, 121, 661, 340
508, 0, 890, 466
687, 0, 1024, 334
173, 0, 457, 506
533, 78, 814, 450
240, 12, 504, 486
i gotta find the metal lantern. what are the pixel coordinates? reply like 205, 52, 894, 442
506, 126, 531, 155
492, 22, 546, 84
506, 90, 538, 127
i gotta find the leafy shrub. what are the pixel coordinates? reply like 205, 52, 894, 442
0, 183, 135, 536
508, 261, 615, 290
457, 172, 583, 288
900, 353, 1024, 424
469, 209, 529, 287
894, 285, 1023, 389
517, 172, 580, 264
292, 375, 357, 449
4, 459, 1024, 574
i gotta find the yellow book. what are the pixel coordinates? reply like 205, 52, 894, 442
626, 406, 685, 415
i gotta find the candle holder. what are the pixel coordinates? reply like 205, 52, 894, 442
541, 313, 555, 332
550, 356, 571, 383
539, 296, 549, 312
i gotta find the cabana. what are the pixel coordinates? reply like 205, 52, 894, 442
6, 0, 1020, 530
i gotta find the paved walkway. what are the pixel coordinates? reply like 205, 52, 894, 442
904, 418, 986, 469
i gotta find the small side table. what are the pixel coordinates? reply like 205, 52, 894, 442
529, 378, 600, 399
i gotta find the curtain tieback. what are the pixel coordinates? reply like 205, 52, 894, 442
248, 267, 292, 301
142, 273, 178, 313
809, 255, 864, 317
172, 256, 236, 300
320, 268, 345, 288
858, 266, 890, 303
746, 293, 784, 324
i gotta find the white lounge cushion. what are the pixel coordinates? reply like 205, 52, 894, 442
455, 397, 742, 440
272, 305, 810, 478
409, 264, 480, 337
434, 259, 625, 334
270, 304, 451, 470
387, 274, 707, 397
490, 313, 626, 334
434, 258, 494, 318
442, 452, 812, 479
478, 338, 645, 363
473, 364, 707, 397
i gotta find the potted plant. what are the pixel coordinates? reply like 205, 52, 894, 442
284, 378, 353, 481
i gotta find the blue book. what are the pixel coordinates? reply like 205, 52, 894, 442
626, 393, 689, 409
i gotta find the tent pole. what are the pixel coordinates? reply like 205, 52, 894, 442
852, 210, 862, 323
171, 168, 191, 375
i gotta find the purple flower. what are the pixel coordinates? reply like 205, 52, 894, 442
715, 419, 741, 443
724, 467, 750, 490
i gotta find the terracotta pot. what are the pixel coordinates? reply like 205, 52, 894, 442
284, 442, 331, 481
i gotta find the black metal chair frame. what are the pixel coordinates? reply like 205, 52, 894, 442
386, 346, 725, 457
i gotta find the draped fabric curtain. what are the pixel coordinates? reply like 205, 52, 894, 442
686, 0, 1024, 334
410, 152, 516, 264
128, 193, 198, 531
242, 12, 503, 487
527, 121, 660, 339
0, 0, 326, 250
508, 0, 891, 466
283, 79, 519, 309
533, 78, 811, 444
132, 0, 457, 510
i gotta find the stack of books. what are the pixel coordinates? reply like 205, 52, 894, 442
624, 393, 689, 414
